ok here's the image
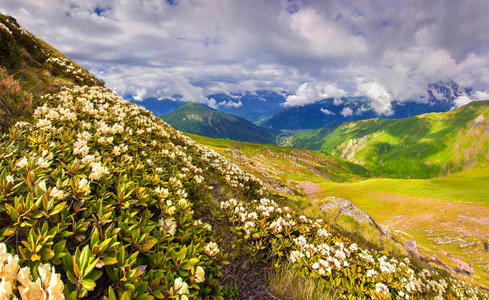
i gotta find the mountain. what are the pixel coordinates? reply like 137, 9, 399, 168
132, 90, 287, 123
129, 97, 186, 117
262, 97, 377, 130
293, 100, 489, 178
263, 82, 473, 130
0, 14, 102, 130
0, 14, 103, 94
208, 90, 286, 123
162, 102, 276, 144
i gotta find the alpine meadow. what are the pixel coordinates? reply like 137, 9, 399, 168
1, 1, 489, 300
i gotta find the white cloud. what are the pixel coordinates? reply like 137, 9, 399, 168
454, 90, 489, 107
320, 108, 334, 115
284, 81, 346, 106
355, 80, 393, 115
473, 90, 489, 100
454, 95, 472, 108
2, 0, 489, 106
340, 107, 353, 117
218, 100, 243, 108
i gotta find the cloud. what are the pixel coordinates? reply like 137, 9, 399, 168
340, 107, 353, 117
218, 100, 243, 108
284, 81, 346, 106
1, 0, 489, 106
355, 80, 393, 115
454, 90, 489, 107
320, 107, 334, 115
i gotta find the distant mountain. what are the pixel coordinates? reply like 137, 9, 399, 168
262, 98, 378, 130
264, 81, 474, 130
293, 100, 489, 178
131, 90, 287, 123
208, 90, 286, 123
162, 102, 276, 144
130, 98, 185, 117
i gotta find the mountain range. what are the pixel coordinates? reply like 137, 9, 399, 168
134, 81, 474, 131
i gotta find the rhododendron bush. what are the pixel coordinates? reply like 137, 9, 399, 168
0, 85, 486, 299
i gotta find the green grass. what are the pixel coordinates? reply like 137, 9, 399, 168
293, 101, 489, 178
316, 166, 489, 206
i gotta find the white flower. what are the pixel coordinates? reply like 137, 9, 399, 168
204, 242, 220, 256
16, 157, 28, 168
5, 176, 14, 184
89, 162, 108, 181
366, 269, 377, 278
158, 218, 177, 236
375, 282, 389, 295
49, 187, 65, 199
78, 178, 90, 194
36, 157, 50, 169
174, 277, 189, 296
289, 250, 304, 263
38, 180, 47, 192
193, 266, 205, 283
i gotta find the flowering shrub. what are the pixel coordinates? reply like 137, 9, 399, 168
0, 85, 243, 299
45, 57, 102, 86
219, 197, 488, 298
0, 84, 487, 299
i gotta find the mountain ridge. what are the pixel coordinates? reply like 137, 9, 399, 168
293, 100, 489, 178
162, 102, 277, 144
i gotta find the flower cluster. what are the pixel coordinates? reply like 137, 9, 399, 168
1, 85, 234, 299
0, 243, 64, 300
45, 57, 100, 85
1, 82, 487, 299
219, 197, 488, 299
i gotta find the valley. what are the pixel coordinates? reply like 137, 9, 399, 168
191, 134, 489, 287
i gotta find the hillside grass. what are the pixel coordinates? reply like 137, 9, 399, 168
293, 101, 489, 178
309, 167, 489, 286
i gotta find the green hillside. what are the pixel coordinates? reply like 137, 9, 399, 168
293, 101, 489, 178
0, 14, 103, 131
163, 102, 276, 144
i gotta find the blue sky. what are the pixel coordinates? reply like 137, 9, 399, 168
2, 0, 489, 114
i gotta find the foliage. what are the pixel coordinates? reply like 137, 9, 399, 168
0, 85, 266, 299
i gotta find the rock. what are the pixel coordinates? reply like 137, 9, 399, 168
319, 196, 385, 234
404, 240, 422, 259
431, 255, 449, 268
447, 254, 474, 275
483, 241, 489, 251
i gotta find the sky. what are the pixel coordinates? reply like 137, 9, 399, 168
2, 0, 489, 114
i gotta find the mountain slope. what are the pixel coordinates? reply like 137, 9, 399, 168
0, 14, 103, 131
162, 102, 276, 144
0, 14, 103, 94
293, 100, 489, 178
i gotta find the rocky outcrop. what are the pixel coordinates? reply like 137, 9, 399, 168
319, 196, 386, 235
